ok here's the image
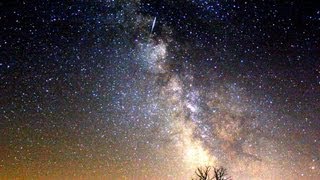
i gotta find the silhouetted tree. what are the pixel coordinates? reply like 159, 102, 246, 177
193, 166, 211, 180
212, 167, 230, 180
193, 166, 231, 180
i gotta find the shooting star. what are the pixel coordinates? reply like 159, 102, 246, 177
151, 17, 157, 34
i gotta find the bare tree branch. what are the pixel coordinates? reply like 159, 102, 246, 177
193, 166, 231, 180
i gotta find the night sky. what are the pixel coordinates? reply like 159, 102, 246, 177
1, 0, 320, 179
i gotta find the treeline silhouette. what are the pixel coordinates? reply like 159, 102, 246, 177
192, 166, 231, 180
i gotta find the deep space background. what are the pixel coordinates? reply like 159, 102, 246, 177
0, 0, 320, 179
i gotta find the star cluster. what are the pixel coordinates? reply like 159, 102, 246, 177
1, 0, 319, 179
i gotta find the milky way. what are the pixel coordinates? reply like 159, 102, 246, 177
1, 1, 319, 179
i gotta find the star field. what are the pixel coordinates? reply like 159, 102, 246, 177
0, 0, 320, 179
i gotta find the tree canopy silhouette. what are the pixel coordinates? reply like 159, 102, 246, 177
193, 166, 231, 180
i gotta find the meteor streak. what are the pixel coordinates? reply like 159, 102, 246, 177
151, 17, 157, 33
